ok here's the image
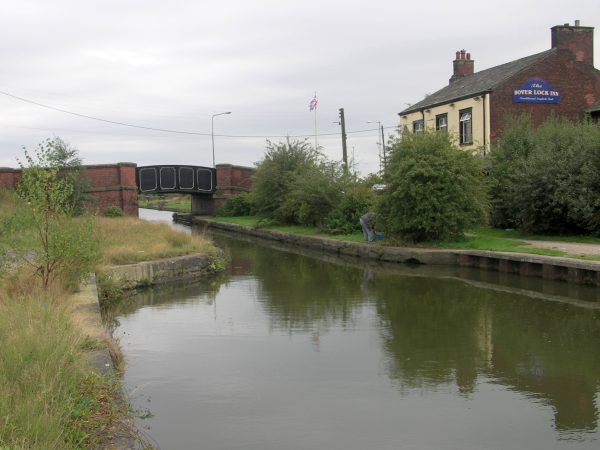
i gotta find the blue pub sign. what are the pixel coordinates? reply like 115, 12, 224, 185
513, 77, 560, 103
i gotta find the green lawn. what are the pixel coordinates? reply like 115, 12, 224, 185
210, 216, 600, 260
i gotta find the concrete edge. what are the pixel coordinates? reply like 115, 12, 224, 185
103, 252, 218, 290
191, 217, 600, 286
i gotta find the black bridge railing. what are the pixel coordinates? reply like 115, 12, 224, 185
136, 165, 217, 194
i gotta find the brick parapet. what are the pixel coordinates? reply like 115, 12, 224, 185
0, 163, 138, 216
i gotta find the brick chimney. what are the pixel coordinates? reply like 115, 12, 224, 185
551, 20, 594, 65
449, 49, 474, 84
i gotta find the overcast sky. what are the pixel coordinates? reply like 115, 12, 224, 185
1, 0, 598, 175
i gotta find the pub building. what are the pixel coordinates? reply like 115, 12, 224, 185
398, 21, 600, 153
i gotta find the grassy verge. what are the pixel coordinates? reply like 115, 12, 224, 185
96, 215, 217, 266
0, 280, 146, 449
210, 215, 600, 259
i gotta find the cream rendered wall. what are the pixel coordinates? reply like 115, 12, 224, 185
399, 95, 490, 153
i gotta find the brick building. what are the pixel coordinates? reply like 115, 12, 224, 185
398, 21, 600, 152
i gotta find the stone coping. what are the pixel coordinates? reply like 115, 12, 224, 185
191, 217, 600, 286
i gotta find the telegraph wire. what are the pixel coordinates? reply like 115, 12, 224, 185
0, 89, 399, 140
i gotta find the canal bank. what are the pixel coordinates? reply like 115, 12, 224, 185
187, 215, 600, 287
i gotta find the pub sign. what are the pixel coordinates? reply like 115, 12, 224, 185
513, 77, 560, 104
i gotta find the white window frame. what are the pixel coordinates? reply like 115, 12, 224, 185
459, 109, 472, 144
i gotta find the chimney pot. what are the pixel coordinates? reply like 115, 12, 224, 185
460, 49, 466, 59
466, 52, 471, 60
575, 19, 580, 27
455, 51, 460, 60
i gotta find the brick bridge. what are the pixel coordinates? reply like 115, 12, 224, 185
0, 163, 254, 216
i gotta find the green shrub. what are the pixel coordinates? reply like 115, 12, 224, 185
216, 192, 253, 216
103, 205, 125, 217
251, 138, 321, 223
378, 131, 488, 242
324, 181, 376, 234
489, 117, 600, 234
10, 141, 101, 289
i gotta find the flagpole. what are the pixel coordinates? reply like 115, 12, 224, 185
314, 91, 318, 150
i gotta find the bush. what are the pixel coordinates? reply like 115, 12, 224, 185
251, 138, 321, 223
324, 181, 376, 234
9, 141, 101, 289
281, 162, 343, 228
216, 192, 253, 216
103, 206, 125, 217
378, 131, 488, 242
489, 117, 600, 234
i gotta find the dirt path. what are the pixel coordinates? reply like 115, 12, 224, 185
520, 239, 600, 257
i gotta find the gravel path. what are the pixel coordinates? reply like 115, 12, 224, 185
520, 239, 600, 257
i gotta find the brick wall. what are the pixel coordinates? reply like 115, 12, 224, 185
214, 164, 255, 210
0, 163, 138, 216
83, 163, 138, 216
0, 168, 19, 188
490, 49, 600, 143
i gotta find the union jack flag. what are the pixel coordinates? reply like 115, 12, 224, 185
309, 95, 318, 111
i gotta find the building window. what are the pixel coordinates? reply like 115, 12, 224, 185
435, 114, 448, 132
413, 120, 424, 134
459, 108, 472, 144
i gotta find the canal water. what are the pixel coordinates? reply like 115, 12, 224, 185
107, 209, 600, 449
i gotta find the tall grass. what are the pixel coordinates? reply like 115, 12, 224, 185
0, 285, 88, 449
96, 216, 216, 266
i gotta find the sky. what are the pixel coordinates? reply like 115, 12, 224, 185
1, 0, 599, 176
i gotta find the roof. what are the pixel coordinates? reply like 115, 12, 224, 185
399, 49, 556, 115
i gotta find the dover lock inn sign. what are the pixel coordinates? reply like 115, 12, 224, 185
513, 77, 560, 104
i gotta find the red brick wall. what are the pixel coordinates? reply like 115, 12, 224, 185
0, 163, 138, 216
0, 169, 19, 188
215, 164, 254, 195
83, 163, 138, 216
490, 49, 600, 143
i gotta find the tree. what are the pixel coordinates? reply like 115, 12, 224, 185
7, 139, 100, 289
378, 131, 488, 242
251, 138, 321, 223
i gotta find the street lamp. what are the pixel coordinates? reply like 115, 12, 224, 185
367, 120, 386, 171
211, 111, 231, 168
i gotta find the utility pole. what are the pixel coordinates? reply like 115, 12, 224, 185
339, 108, 348, 173
380, 124, 386, 170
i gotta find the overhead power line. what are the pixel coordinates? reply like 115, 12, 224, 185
0, 89, 398, 139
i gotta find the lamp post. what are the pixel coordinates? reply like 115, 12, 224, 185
367, 120, 386, 171
211, 111, 231, 168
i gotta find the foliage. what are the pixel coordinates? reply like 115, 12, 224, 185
281, 162, 343, 228
104, 205, 125, 217
216, 192, 253, 216
11, 142, 101, 289
324, 180, 376, 234
251, 138, 321, 223
488, 114, 536, 229
378, 131, 488, 242
488, 117, 600, 234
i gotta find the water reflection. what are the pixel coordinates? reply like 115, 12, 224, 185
118, 210, 600, 447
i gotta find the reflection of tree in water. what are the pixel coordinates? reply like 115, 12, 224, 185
374, 275, 493, 395
373, 273, 600, 432
251, 246, 367, 332
490, 300, 600, 432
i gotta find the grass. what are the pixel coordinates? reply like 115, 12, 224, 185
1, 190, 221, 448
210, 215, 600, 259
0, 279, 141, 449
96, 215, 217, 266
